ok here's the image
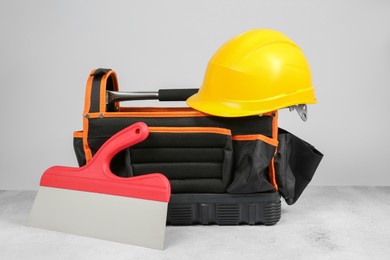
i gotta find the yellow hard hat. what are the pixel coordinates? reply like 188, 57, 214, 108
187, 29, 317, 117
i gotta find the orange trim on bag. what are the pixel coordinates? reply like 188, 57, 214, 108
83, 69, 121, 163
149, 127, 231, 135
86, 110, 209, 118
119, 107, 205, 113
73, 131, 83, 138
99, 71, 119, 112
99, 73, 108, 112
83, 70, 95, 114
263, 112, 275, 117
111, 72, 119, 110
272, 111, 278, 140
270, 157, 277, 189
232, 134, 278, 147
83, 116, 93, 163
269, 111, 279, 191
83, 70, 96, 163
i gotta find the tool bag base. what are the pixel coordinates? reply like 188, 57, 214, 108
168, 192, 281, 225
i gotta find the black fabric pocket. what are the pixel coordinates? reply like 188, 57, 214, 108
73, 131, 86, 167
227, 137, 277, 194
130, 128, 233, 193
85, 127, 233, 193
275, 128, 323, 205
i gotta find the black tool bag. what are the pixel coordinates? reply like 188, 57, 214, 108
73, 68, 323, 225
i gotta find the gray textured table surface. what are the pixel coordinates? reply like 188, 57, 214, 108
1, 187, 389, 260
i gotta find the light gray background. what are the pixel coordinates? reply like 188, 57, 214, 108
1, 0, 389, 189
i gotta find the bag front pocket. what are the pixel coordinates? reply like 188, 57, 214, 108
274, 128, 323, 205
227, 134, 278, 194
128, 127, 233, 193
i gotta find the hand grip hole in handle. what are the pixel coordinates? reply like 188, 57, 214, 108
135, 128, 141, 134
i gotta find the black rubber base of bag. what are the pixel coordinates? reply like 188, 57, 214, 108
167, 192, 281, 226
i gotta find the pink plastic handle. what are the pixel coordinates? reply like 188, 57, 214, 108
40, 122, 171, 202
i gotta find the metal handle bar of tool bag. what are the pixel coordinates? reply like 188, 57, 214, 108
106, 89, 199, 104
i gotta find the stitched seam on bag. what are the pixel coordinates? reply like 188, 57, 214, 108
87, 111, 208, 118
73, 131, 83, 138
232, 134, 278, 146
284, 135, 288, 200
149, 127, 232, 135
269, 111, 279, 190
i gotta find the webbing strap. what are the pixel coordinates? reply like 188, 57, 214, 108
88, 68, 111, 113
88, 68, 114, 113
83, 68, 117, 163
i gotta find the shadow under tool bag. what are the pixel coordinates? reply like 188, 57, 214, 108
73, 68, 323, 225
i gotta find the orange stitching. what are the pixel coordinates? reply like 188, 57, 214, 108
87, 111, 209, 118
73, 131, 83, 138
269, 111, 279, 190
232, 134, 278, 146
149, 127, 231, 135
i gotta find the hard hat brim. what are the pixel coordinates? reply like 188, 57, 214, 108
186, 89, 317, 117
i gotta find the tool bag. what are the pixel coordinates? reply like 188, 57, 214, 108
73, 68, 323, 225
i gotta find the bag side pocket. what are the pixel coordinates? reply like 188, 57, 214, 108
227, 135, 277, 194
275, 128, 323, 205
